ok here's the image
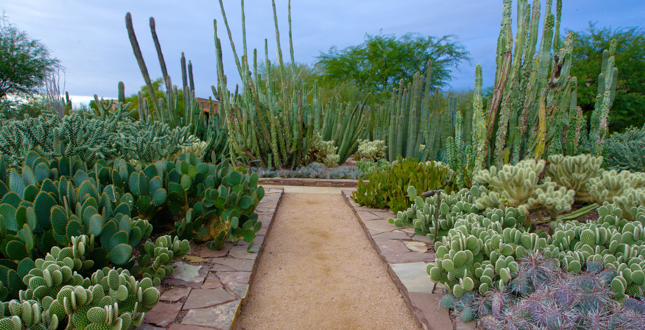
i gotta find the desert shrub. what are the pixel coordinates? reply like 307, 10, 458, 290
352, 156, 455, 213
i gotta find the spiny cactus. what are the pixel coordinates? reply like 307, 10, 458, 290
546, 154, 603, 203
132, 235, 190, 286
357, 140, 387, 160
605, 125, 645, 172
588, 169, 645, 205
474, 159, 575, 221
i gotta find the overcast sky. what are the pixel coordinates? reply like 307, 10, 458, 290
3, 0, 644, 106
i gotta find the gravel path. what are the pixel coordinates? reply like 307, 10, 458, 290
234, 192, 421, 330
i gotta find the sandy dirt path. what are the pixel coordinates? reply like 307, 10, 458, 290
233, 192, 421, 330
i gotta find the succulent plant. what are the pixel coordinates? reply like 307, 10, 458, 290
546, 154, 604, 203
132, 235, 190, 286
357, 140, 387, 160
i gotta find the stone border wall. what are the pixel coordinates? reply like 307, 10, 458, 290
258, 178, 360, 187
342, 190, 476, 330
140, 187, 284, 330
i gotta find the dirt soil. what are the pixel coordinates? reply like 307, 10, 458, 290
233, 193, 421, 330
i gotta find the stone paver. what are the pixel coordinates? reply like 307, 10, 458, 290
391, 262, 435, 294
144, 302, 183, 328
216, 271, 251, 285
373, 230, 413, 240
227, 282, 249, 299
342, 189, 452, 330
227, 245, 258, 260
182, 300, 242, 329
201, 273, 224, 289
183, 289, 236, 310
166, 262, 208, 288
140, 188, 284, 330
160, 287, 192, 302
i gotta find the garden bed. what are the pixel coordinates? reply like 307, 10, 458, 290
139, 187, 284, 330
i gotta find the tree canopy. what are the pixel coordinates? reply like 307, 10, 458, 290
569, 23, 645, 133
0, 16, 60, 99
315, 33, 470, 97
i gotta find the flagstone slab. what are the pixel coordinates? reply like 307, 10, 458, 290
198, 244, 232, 258
391, 262, 435, 294
216, 271, 252, 284
227, 245, 258, 260
412, 234, 433, 244
183, 288, 235, 310
144, 302, 182, 328
201, 273, 223, 289
181, 299, 241, 329
356, 210, 383, 221
404, 241, 429, 253
160, 287, 192, 302
364, 220, 398, 234
408, 292, 452, 330
168, 324, 218, 330
167, 262, 208, 288
226, 282, 249, 299
211, 258, 254, 272
383, 252, 435, 264
373, 230, 413, 240
374, 238, 411, 255
138, 324, 166, 330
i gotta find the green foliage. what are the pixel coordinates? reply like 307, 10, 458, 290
605, 125, 645, 172
315, 33, 470, 96
0, 237, 160, 329
0, 16, 60, 99
546, 154, 604, 203
132, 235, 190, 286
305, 134, 340, 168
212, 0, 317, 169
472, 0, 618, 167
355, 158, 390, 177
0, 151, 262, 300
569, 24, 645, 133
0, 105, 198, 168
357, 140, 386, 160
474, 159, 575, 221
352, 157, 454, 213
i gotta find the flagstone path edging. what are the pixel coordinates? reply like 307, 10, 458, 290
139, 187, 284, 330
258, 177, 359, 187
342, 190, 477, 330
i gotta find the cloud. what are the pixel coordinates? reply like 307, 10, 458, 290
3, 0, 644, 99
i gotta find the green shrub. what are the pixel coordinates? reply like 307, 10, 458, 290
605, 125, 645, 172
351, 157, 454, 213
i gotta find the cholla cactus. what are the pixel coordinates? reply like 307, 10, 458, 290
546, 154, 603, 203
474, 159, 575, 221
357, 139, 387, 160
306, 134, 340, 168
588, 170, 645, 205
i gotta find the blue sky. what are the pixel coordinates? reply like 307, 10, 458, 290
3, 0, 644, 106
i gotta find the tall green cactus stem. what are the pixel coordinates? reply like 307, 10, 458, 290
385, 61, 435, 161
589, 45, 619, 156
474, 0, 616, 167
214, 0, 317, 169
472, 65, 487, 174
125, 13, 160, 118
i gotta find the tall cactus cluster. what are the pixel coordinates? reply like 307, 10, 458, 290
470, 0, 618, 169
125, 13, 229, 164
372, 61, 473, 163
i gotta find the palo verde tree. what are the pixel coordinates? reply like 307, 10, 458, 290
0, 15, 60, 99
315, 33, 470, 100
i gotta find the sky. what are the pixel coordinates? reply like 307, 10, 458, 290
3, 0, 644, 106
